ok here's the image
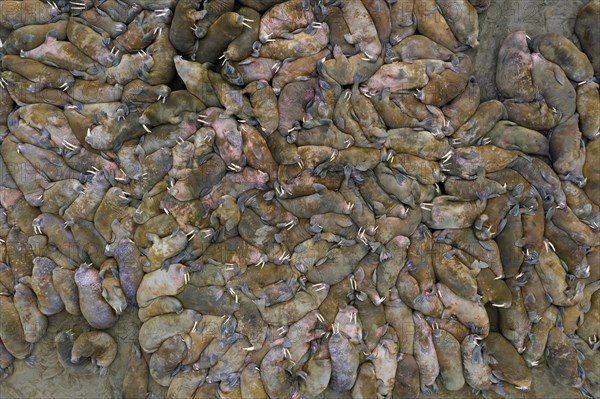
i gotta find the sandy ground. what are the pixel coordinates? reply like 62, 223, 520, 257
0, 1, 591, 398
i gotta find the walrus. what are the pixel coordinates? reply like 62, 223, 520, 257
0, 339, 14, 380
138, 27, 176, 85
194, 12, 245, 64
436, 0, 479, 48
241, 81, 279, 135
431, 322, 465, 391
436, 227, 504, 277
299, 342, 331, 398
444, 170, 507, 202
386, 34, 457, 65
132, 214, 179, 250
328, 323, 360, 393
562, 180, 599, 226
0, 0, 61, 30
39, 179, 83, 216
222, 57, 279, 86
76, 8, 126, 39
272, 49, 328, 94
67, 219, 108, 266
258, 22, 329, 60
432, 243, 479, 301
396, 259, 443, 318
206, 336, 250, 383
484, 120, 549, 156
138, 296, 184, 323
0, 263, 15, 296
122, 344, 149, 399
194, 329, 241, 371
26, 256, 64, 315
98, 261, 127, 316
461, 334, 494, 391
74, 263, 118, 329
443, 145, 522, 180
522, 305, 558, 367
413, 311, 439, 395
137, 264, 189, 307
85, 111, 145, 151
570, 334, 600, 398
192, 0, 235, 40
259, 0, 312, 42
167, 368, 207, 399
352, 360, 377, 399
576, 80, 600, 140
530, 32, 594, 82
535, 241, 585, 307
103, 51, 154, 85
13, 282, 48, 343
323, 5, 356, 55
546, 326, 585, 388
173, 57, 220, 107
350, 79, 387, 141
20, 30, 102, 78
2, 20, 67, 55
417, 53, 474, 107
531, 52, 576, 123
438, 282, 489, 337
5, 227, 34, 281
66, 19, 120, 68
422, 190, 488, 230
97, 0, 141, 24
0, 187, 41, 236
1, 135, 47, 207
363, 60, 454, 95
548, 200, 598, 247
389, 153, 445, 185
33, 213, 83, 262
2, 55, 74, 91
370, 326, 399, 396
92, 187, 132, 241
584, 137, 600, 206
414, 0, 467, 53
55, 331, 98, 375
483, 332, 532, 391
121, 80, 171, 106
28, 235, 79, 271
575, 0, 600, 75
139, 91, 205, 128
63, 173, 111, 224
0, 295, 34, 365
393, 353, 421, 398
338, 0, 381, 60
71, 331, 118, 376
442, 77, 480, 135
52, 267, 80, 316
495, 31, 536, 102
451, 100, 507, 147
577, 288, 600, 351
169, 0, 202, 56
509, 155, 567, 209
259, 345, 293, 397
139, 309, 202, 353
498, 279, 531, 354
16, 142, 82, 182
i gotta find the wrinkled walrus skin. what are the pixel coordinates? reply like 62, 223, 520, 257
0, 1, 598, 397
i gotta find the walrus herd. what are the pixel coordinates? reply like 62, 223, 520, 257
0, 0, 598, 397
